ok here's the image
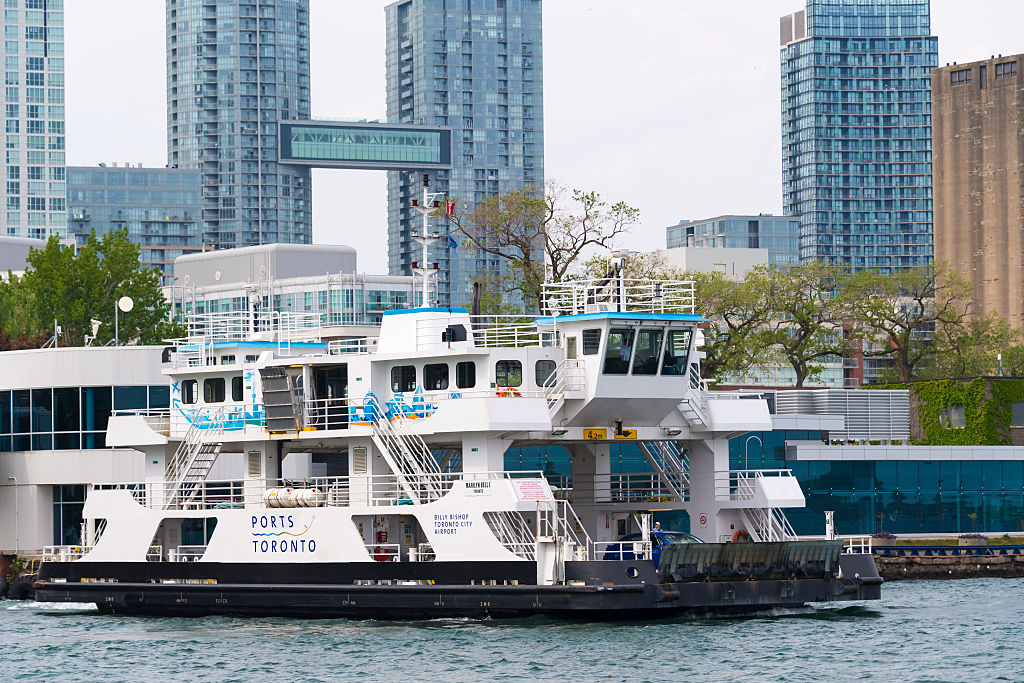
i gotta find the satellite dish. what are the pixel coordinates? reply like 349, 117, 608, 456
118, 296, 134, 313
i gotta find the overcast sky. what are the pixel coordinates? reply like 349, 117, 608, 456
64, 1, 1024, 274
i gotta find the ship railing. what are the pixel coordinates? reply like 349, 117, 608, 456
42, 545, 93, 562
714, 469, 795, 502
170, 545, 208, 562
92, 471, 550, 511
410, 543, 435, 562
146, 545, 163, 562
840, 535, 873, 554
542, 278, 696, 316
545, 472, 688, 504
593, 539, 653, 562
467, 315, 559, 349
111, 408, 172, 437
326, 338, 375, 355
364, 543, 401, 562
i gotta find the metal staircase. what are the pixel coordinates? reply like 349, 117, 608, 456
483, 510, 537, 560
260, 366, 302, 433
543, 358, 585, 418
679, 372, 709, 428
364, 396, 446, 504
638, 441, 690, 500
164, 419, 224, 509
738, 506, 798, 542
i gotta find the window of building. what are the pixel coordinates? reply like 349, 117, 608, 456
662, 329, 692, 376
424, 363, 449, 390
535, 359, 556, 387
496, 360, 522, 387
231, 376, 243, 402
182, 379, 198, 405
603, 328, 635, 375
581, 329, 601, 355
631, 328, 664, 375
950, 68, 971, 86
996, 61, 1017, 79
940, 405, 966, 429
204, 378, 225, 403
1011, 402, 1024, 427
980, 65, 987, 88
456, 361, 476, 389
391, 365, 416, 392
52, 484, 85, 545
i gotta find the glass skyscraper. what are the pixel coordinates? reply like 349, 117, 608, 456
666, 215, 801, 268
385, 0, 543, 308
2, 0, 66, 241
780, 0, 938, 272
165, 0, 311, 250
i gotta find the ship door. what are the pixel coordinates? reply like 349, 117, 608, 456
312, 364, 348, 429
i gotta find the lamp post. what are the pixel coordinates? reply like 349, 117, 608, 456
7, 476, 17, 554
743, 434, 763, 471
114, 296, 134, 346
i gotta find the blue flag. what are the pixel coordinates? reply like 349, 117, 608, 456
448, 234, 458, 249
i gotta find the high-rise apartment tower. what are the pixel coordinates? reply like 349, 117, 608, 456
780, 0, 938, 273
166, 0, 311, 249
385, 0, 543, 308
1, 0, 66, 240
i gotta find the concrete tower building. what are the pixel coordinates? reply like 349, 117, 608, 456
165, 0, 311, 250
385, 0, 543, 308
933, 54, 1024, 327
780, 0, 938, 273
1, 0, 66, 240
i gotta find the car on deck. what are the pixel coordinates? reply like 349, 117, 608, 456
603, 530, 704, 567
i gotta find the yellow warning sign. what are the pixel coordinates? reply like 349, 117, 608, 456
614, 429, 637, 440
584, 428, 607, 440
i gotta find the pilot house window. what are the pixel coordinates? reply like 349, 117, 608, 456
602, 328, 635, 375
582, 329, 601, 355
456, 361, 476, 389
391, 365, 416, 392
631, 329, 663, 375
204, 378, 225, 403
182, 379, 198, 405
662, 330, 692, 376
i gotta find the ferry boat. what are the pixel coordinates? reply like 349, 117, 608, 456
34, 269, 881, 618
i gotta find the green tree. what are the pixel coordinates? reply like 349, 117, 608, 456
846, 262, 973, 383
15, 229, 178, 346
924, 313, 1024, 379
690, 269, 775, 382
448, 183, 639, 312
0, 271, 46, 348
763, 261, 850, 388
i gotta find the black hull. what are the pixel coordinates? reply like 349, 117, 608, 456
34, 557, 881, 620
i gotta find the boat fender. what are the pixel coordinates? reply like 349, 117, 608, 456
732, 529, 751, 544
9, 576, 35, 601
0, 572, 7, 599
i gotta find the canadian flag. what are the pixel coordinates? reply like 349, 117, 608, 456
445, 201, 455, 216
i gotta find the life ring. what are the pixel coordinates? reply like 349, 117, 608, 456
496, 386, 522, 398
732, 529, 751, 544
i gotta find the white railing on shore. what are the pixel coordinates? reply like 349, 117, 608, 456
542, 278, 696, 317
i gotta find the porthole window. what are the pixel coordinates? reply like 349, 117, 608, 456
391, 365, 416, 392
204, 378, 225, 403
182, 379, 198, 405
496, 360, 523, 387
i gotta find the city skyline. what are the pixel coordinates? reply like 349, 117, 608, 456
64, 0, 1024, 276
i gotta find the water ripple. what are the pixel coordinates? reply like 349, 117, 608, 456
3, 579, 1023, 681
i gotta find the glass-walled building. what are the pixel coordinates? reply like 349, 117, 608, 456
67, 164, 203, 284
165, 0, 311, 249
780, 0, 938, 272
385, 0, 544, 308
1, 0, 66, 240
666, 215, 800, 267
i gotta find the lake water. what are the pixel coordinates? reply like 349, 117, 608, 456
2, 578, 1022, 681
